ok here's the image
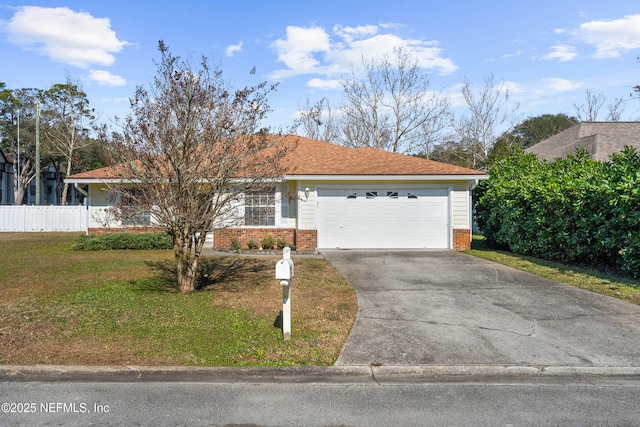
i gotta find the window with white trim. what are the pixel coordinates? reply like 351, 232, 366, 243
114, 189, 151, 226
244, 187, 276, 226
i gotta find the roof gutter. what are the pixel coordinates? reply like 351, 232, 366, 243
65, 178, 136, 185
65, 174, 490, 185
285, 174, 489, 181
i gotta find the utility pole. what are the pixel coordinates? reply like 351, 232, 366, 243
16, 111, 20, 203
35, 103, 40, 205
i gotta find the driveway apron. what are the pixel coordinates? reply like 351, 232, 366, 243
323, 250, 640, 367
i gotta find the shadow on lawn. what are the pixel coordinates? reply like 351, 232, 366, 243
142, 257, 271, 291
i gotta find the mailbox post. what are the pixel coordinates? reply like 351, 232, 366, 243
275, 247, 294, 340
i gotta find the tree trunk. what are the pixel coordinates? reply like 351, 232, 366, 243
174, 238, 199, 293
61, 183, 69, 206
13, 187, 25, 206
61, 156, 74, 206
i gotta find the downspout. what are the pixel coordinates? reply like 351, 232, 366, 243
74, 183, 88, 200
469, 179, 479, 237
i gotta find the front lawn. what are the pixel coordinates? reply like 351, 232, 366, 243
0, 233, 357, 366
466, 235, 640, 305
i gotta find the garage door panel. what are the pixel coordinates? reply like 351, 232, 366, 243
316, 187, 450, 249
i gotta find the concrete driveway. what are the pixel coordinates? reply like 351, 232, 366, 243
323, 250, 640, 367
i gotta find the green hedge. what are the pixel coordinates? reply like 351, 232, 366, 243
74, 232, 173, 251
475, 146, 640, 277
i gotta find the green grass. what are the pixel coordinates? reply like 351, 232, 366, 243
52, 281, 289, 365
466, 235, 640, 305
0, 233, 357, 366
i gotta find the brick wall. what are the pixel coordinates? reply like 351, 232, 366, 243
213, 228, 317, 253
294, 229, 318, 252
453, 228, 471, 251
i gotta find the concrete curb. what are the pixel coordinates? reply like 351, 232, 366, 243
2, 364, 640, 383
370, 365, 640, 379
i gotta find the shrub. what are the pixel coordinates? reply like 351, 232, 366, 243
247, 239, 258, 250
74, 232, 172, 251
475, 146, 640, 277
229, 237, 240, 252
261, 233, 275, 250
277, 236, 288, 250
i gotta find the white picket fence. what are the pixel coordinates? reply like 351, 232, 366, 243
0, 205, 88, 232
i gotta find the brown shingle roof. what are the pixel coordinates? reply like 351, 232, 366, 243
526, 122, 640, 161
280, 136, 485, 176
67, 135, 486, 181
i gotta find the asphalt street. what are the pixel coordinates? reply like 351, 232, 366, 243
2, 369, 640, 426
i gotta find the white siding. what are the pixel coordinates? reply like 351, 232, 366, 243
87, 183, 295, 229
297, 180, 317, 230
452, 183, 470, 228
88, 184, 113, 228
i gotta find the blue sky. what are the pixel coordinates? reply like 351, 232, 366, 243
1, 1, 640, 132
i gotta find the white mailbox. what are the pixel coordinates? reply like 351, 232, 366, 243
275, 258, 294, 280
276, 248, 294, 340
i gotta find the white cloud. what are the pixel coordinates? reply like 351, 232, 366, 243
307, 78, 342, 90
446, 83, 467, 108
270, 26, 331, 79
3, 6, 128, 68
332, 24, 379, 43
225, 41, 243, 57
541, 77, 583, 92
573, 14, 640, 58
101, 97, 129, 104
270, 23, 457, 81
501, 49, 524, 59
88, 70, 127, 86
502, 80, 524, 94
542, 45, 578, 62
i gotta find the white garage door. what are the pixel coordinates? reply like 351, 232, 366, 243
316, 187, 450, 249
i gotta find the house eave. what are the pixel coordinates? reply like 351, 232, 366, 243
64, 178, 132, 185
66, 174, 489, 186
284, 174, 488, 181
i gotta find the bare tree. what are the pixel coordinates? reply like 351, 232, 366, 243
337, 47, 451, 154
605, 97, 625, 122
42, 75, 95, 204
452, 74, 519, 169
574, 89, 625, 122
297, 96, 339, 142
574, 90, 606, 121
99, 41, 290, 293
415, 100, 452, 159
0, 88, 42, 204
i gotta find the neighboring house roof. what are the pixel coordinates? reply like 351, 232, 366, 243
526, 122, 640, 162
66, 135, 487, 183
2, 150, 17, 164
